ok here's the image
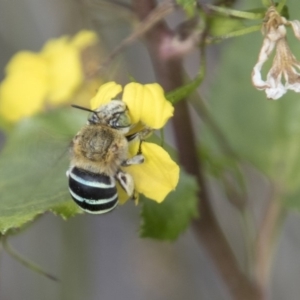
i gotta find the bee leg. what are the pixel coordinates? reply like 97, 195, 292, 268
126, 127, 153, 143
137, 139, 143, 155
115, 170, 134, 196
122, 140, 145, 166
129, 190, 139, 204
122, 155, 144, 166
139, 127, 153, 140
126, 132, 139, 143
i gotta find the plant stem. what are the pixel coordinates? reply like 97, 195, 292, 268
132, 0, 262, 299
254, 182, 285, 298
1, 235, 58, 281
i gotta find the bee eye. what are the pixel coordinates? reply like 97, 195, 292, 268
88, 113, 99, 124
111, 112, 131, 129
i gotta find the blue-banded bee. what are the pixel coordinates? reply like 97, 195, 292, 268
66, 100, 144, 214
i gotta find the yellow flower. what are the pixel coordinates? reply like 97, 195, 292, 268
90, 82, 174, 128
123, 82, 174, 129
90, 82, 122, 109
90, 81, 179, 203
124, 141, 179, 203
41, 36, 83, 104
41, 31, 99, 104
252, 6, 300, 99
0, 52, 48, 122
0, 30, 99, 123
71, 30, 99, 49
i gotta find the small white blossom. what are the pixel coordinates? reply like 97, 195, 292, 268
252, 6, 300, 100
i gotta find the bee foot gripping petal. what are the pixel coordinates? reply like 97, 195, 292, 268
115, 170, 134, 197
122, 154, 144, 166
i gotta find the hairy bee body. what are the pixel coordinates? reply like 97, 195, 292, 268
67, 100, 143, 214
70, 123, 128, 177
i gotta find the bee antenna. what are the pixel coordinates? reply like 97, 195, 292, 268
71, 104, 97, 114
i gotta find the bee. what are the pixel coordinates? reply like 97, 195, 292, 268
66, 100, 144, 214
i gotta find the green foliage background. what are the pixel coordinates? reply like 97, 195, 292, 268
0, 109, 83, 233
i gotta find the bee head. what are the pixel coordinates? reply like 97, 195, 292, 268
72, 100, 132, 134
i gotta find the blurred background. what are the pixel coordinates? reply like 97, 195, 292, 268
1, 0, 300, 299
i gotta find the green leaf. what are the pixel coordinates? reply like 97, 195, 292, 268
175, 0, 197, 17
140, 170, 199, 241
166, 71, 204, 104
209, 16, 251, 38
208, 24, 261, 43
261, 0, 272, 7
285, 191, 300, 210
276, 0, 287, 13
206, 4, 265, 20
51, 202, 83, 219
0, 108, 85, 234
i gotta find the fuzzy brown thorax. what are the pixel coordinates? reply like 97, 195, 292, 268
70, 124, 128, 176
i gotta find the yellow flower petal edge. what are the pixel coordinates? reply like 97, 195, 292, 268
90, 82, 122, 110
123, 82, 174, 129
5, 51, 46, 74
41, 36, 70, 57
71, 30, 98, 49
116, 183, 130, 204
125, 142, 180, 203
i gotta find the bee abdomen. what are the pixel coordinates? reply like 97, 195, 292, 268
68, 167, 118, 214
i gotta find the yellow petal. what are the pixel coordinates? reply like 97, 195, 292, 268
41, 37, 83, 104
90, 82, 122, 110
125, 142, 180, 202
72, 78, 103, 107
123, 82, 174, 129
0, 52, 48, 122
71, 30, 99, 49
5, 51, 46, 74
71, 30, 102, 77
116, 183, 130, 204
